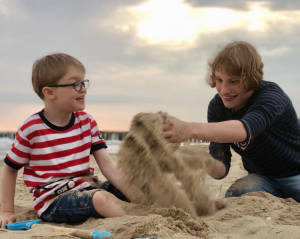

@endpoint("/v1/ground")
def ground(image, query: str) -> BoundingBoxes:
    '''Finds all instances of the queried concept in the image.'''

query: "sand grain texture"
[118,112,222,216]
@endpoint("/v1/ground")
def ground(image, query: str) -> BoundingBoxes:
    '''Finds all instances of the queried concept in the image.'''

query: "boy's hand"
[0,212,20,228]
[163,115,191,143]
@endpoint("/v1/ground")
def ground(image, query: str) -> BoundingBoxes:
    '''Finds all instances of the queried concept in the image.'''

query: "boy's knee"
[92,191,111,207]
[92,190,127,218]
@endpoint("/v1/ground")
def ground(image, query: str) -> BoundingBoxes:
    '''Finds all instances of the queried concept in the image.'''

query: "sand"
[118,113,224,216]
[1,113,300,238]
[1,149,300,238]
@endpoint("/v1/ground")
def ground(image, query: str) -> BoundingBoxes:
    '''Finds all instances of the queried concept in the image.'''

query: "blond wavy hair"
[32,53,85,99]
[207,41,264,91]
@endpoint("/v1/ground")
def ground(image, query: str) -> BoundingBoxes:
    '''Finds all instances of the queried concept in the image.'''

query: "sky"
[1,0,300,132]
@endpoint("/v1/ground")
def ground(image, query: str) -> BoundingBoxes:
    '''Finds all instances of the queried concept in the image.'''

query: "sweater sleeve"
[207,95,232,179]
[240,84,288,141]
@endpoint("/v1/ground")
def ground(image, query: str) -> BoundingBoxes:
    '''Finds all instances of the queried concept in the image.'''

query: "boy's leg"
[277,173,300,202]
[41,186,130,223]
[225,173,284,199]
[92,191,127,217]
[101,181,130,202]
[40,187,104,223]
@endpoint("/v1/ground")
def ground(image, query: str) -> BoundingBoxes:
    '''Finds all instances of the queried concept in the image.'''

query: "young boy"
[0,53,134,228]
[163,41,300,202]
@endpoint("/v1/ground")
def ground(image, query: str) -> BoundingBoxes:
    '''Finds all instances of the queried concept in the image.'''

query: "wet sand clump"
[118,112,225,217]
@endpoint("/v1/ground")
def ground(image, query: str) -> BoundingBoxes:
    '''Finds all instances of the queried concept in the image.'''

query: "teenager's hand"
[0,212,20,228]
[162,115,191,143]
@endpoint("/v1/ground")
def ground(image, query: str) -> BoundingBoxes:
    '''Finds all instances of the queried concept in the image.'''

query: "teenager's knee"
[225,183,259,197]
[225,174,265,198]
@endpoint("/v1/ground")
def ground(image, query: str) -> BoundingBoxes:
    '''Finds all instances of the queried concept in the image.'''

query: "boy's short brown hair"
[207,41,264,91]
[32,53,85,99]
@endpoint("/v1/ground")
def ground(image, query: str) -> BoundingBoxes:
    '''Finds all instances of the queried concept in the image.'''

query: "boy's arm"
[0,164,20,228]
[93,149,147,204]
[93,149,122,188]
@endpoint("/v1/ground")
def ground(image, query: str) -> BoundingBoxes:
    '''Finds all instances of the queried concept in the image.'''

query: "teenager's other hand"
[0,212,20,228]
[163,115,191,143]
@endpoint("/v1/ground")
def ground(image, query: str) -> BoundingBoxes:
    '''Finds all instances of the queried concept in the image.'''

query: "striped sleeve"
[240,85,288,141]
[5,128,31,170]
[84,113,107,152]
[207,96,232,179]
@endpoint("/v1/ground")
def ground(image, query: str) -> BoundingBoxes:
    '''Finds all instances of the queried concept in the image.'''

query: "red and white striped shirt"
[5,110,107,216]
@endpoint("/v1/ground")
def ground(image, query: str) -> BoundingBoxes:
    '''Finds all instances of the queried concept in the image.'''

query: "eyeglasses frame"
[47,79,89,91]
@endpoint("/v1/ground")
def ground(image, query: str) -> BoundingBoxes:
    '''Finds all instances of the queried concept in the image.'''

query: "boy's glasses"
[47,80,89,91]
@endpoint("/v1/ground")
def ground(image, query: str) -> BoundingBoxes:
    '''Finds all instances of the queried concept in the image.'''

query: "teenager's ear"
[42,87,55,100]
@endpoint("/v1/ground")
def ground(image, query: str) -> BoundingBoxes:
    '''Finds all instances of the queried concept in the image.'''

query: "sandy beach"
[1,144,300,239]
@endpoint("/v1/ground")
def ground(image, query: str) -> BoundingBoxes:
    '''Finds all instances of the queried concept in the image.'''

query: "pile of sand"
[118,112,225,216]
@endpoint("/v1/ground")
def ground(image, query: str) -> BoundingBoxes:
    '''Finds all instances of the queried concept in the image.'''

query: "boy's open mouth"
[76,97,84,101]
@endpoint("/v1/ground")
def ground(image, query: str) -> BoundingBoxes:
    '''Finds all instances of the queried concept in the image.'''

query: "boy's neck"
[43,107,73,127]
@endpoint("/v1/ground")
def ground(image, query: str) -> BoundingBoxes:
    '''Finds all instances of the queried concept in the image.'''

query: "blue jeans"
[225,173,300,202]
[40,182,129,223]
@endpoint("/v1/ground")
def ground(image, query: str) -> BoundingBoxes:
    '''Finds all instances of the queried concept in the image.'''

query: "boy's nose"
[80,85,87,93]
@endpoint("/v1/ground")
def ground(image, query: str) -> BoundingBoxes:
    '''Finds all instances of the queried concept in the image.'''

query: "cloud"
[99,0,300,53]
[1,0,300,131]
[185,0,300,11]
[259,46,289,56]
[0,1,8,15]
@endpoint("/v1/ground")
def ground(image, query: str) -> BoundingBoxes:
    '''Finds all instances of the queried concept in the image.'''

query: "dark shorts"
[40,181,129,223]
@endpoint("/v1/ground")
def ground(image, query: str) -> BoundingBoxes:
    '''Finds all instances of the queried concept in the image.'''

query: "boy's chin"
[74,105,85,112]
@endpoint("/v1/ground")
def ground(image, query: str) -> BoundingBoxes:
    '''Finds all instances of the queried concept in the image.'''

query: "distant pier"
[0,131,209,144]
[0,132,16,139]
[101,131,128,141]
[0,131,129,141]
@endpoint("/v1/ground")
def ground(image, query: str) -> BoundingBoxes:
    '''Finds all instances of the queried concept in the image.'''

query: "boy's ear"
[42,87,55,100]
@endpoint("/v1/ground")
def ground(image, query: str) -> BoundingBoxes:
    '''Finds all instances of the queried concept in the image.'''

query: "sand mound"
[117,112,225,217]
[1,149,300,238]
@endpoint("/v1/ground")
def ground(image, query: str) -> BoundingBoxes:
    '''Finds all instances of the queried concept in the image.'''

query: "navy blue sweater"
[208,81,300,179]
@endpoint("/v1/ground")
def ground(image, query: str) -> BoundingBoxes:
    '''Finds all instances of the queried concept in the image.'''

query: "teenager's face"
[54,66,87,112]
[215,70,253,112]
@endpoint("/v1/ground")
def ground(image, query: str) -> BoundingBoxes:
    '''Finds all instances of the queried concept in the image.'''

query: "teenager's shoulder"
[252,80,287,100]
[258,80,283,92]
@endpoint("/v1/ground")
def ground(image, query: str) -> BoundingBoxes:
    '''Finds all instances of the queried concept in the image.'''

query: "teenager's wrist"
[187,122,197,140]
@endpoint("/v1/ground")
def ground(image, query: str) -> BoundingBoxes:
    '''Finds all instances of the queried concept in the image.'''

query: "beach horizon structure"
[0,132,16,140]
[0,131,209,144]
[0,131,129,141]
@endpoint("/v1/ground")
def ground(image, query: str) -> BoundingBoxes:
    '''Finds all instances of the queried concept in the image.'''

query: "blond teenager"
[163,41,300,201]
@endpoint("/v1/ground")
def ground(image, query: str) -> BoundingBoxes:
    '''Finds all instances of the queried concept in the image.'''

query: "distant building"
[0,131,128,141]
[0,131,209,144]
[0,132,16,139]
[101,131,128,141]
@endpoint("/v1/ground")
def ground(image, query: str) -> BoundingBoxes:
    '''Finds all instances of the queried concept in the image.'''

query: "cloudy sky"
[1,0,300,132]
